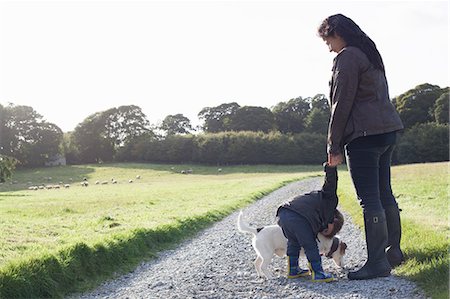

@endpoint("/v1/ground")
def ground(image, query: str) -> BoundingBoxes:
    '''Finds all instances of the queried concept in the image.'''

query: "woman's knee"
[359,200,384,213]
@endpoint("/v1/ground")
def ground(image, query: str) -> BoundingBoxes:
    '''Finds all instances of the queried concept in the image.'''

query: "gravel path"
[73,178,426,299]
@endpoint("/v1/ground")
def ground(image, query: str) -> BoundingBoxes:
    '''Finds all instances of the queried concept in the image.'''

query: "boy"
[277,163,344,282]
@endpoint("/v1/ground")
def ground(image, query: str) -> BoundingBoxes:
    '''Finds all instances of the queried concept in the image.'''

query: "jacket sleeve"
[328,50,360,155]
[321,163,338,196]
[321,164,339,226]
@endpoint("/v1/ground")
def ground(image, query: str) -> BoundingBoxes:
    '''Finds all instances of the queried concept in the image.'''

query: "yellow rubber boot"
[308,261,336,282]
[287,256,310,279]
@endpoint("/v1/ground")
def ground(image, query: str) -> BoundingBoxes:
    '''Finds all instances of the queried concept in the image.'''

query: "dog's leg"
[259,253,274,279]
[254,256,264,278]
[274,249,285,257]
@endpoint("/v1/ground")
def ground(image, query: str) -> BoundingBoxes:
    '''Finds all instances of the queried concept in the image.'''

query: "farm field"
[0,163,322,297]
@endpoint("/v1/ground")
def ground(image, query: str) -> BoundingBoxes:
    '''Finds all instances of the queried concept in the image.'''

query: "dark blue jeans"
[345,142,399,213]
[277,208,321,263]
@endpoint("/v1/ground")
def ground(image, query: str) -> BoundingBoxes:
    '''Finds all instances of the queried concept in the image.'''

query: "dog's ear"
[340,241,347,254]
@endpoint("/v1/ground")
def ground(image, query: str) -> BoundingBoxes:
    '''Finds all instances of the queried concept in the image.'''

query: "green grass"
[1,162,447,298]
[0,163,322,298]
[337,161,449,299]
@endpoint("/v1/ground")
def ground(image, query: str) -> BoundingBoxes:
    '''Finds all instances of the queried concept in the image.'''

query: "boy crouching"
[277,163,344,282]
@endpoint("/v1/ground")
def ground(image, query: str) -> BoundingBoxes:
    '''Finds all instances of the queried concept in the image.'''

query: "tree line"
[0,94,330,166]
[0,83,448,178]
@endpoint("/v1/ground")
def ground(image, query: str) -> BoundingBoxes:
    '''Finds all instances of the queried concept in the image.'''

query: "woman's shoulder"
[334,46,370,67]
[337,46,365,59]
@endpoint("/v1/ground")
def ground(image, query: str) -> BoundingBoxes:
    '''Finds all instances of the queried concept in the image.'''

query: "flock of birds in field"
[19,167,223,191]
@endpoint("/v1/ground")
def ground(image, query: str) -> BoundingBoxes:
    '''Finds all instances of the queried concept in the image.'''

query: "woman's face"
[323,35,346,53]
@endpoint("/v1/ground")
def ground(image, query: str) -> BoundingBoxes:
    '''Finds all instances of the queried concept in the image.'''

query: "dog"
[237,210,347,279]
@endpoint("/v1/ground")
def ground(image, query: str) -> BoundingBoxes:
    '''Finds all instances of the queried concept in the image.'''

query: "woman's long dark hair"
[318,14,385,73]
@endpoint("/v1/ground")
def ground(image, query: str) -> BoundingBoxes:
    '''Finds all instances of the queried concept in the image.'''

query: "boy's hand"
[322,222,335,237]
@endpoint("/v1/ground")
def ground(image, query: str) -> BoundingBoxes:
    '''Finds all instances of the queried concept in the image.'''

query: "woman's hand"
[327,153,343,166]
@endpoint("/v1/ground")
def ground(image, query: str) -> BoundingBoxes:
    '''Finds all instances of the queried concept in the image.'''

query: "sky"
[0,0,448,132]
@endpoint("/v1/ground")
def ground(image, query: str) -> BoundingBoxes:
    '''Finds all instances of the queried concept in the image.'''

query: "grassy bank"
[337,162,449,299]
[0,163,321,298]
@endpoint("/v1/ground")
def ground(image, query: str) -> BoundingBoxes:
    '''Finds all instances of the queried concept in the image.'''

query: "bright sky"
[0,0,448,132]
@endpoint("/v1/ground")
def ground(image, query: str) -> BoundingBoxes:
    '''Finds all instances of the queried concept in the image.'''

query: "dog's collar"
[325,237,339,258]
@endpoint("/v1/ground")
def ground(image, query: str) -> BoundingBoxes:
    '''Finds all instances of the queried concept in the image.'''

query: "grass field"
[337,161,449,299]
[0,162,448,298]
[0,163,322,298]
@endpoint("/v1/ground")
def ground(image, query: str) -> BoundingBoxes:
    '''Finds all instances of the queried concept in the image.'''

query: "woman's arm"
[328,50,360,155]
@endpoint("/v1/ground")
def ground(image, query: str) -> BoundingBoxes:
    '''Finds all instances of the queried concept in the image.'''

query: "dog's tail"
[237,210,258,235]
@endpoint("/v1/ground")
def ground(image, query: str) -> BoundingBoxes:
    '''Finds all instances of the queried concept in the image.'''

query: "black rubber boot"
[348,210,391,280]
[385,205,405,267]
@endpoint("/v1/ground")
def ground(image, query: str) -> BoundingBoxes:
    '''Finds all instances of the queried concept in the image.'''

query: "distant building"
[45,154,67,167]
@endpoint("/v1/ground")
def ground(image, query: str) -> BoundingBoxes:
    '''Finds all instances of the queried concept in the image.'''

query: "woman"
[317,14,405,280]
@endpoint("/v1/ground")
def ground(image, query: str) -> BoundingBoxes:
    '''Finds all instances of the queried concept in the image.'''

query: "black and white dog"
[237,210,347,279]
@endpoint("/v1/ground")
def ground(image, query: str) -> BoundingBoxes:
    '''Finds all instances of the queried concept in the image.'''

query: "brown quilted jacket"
[328,46,404,155]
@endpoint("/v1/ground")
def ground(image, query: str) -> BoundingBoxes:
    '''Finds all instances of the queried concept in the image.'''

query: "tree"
[0,104,63,166]
[229,106,276,133]
[0,155,17,183]
[0,103,5,154]
[432,90,449,124]
[310,94,329,111]
[393,83,446,129]
[198,102,240,132]
[71,105,152,163]
[304,94,330,134]
[63,131,81,164]
[160,114,194,135]
[103,105,151,147]
[27,122,63,167]
[71,112,114,163]
[272,97,311,134]
[305,108,329,134]
[1,104,42,156]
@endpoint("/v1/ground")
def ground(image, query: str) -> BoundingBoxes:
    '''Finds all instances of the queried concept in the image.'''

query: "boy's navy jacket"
[277,164,338,234]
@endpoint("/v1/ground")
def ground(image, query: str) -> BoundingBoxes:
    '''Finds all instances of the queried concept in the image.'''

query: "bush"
[160,135,195,163]
[292,133,327,164]
[192,133,228,164]
[116,126,448,166]
[394,123,449,164]
[225,131,267,164]
[141,131,328,165]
